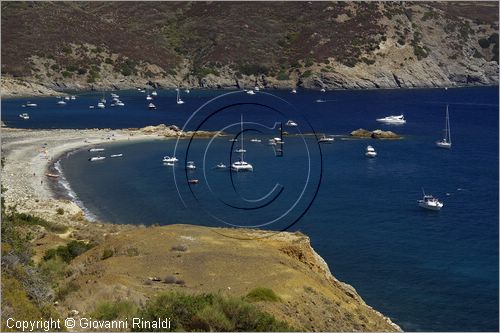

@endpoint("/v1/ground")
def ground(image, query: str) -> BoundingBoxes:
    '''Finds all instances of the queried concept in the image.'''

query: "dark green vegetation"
[1,1,498,80]
[96,290,293,331]
[42,240,94,263]
[245,287,281,302]
[1,199,63,331]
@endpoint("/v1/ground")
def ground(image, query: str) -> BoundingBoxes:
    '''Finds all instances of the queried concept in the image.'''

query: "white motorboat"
[146,94,153,101]
[215,163,227,169]
[273,137,284,144]
[365,145,377,157]
[185,89,190,93]
[139,89,146,93]
[316,99,326,103]
[376,114,406,124]
[246,90,256,95]
[148,103,156,110]
[64,96,70,101]
[111,93,119,99]
[151,91,157,96]
[89,148,105,152]
[418,189,443,211]
[231,115,253,172]
[97,102,105,109]
[89,106,95,109]
[186,161,196,170]
[176,89,184,104]
[162,156,178,163]
[70,95,76,100]
[89,156,106,162]
[165,162,175,166]
[436,105,452,149]
[318,135,334,143]
[110,154,123,158]
[285,120,298,127]
[19,113,30,120]
[320,88,326,92]
[250,138,261,143]
[254,86,260,91]
[115,101,125,106]
[229,138,238,142]
[234,148,246,153]
[26,102,37,107]
[57,100,66,105]
[291,89,297,94]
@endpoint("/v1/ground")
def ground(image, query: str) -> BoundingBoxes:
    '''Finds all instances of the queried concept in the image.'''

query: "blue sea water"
[2,87,498,331]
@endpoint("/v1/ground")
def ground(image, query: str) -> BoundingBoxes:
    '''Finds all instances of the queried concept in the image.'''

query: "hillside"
[1,1,498,95]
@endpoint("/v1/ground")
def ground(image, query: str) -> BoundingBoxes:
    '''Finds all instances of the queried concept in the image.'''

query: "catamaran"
[231,115,253,172]
[436,105,451,149]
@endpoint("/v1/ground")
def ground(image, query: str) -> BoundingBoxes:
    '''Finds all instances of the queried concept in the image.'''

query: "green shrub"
[135,291,294,332]
[92,301,138,320]
[126,247,139,256]
[361,57,376,65]
[301,70,312,78]
[77,68,87,75]
[62,46,72,54]
[478,38,491,49]
[276,70,289,80]
[56,280,79,300]
[245,287,281,302]
[237,63,269,76]
[9,212,67,233]
[50,64,59,71]
[56,208,64,215]
[43,240,94,263]
[105,57,113,65]
[101,248,114,260]
[62,71,72,78]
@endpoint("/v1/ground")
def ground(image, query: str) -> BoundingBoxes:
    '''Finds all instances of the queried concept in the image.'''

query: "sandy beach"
[0,125,203,226]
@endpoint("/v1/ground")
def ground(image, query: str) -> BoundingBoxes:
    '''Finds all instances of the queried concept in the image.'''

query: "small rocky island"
[350,128,402,139]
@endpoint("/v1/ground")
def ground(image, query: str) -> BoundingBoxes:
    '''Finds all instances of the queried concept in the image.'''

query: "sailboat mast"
[446,105,451,144]
[240,114,244,161]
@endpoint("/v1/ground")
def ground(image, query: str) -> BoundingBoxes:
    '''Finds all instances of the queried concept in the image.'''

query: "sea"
[2,87,498,331]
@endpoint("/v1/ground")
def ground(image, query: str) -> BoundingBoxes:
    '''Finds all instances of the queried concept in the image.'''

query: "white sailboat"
[436,105,451,149]
[176,88,184,104]
[418,188,443,211]
[231,115,253,172]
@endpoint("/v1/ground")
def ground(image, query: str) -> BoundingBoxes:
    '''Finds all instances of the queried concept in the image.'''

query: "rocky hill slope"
[1,1,498,95]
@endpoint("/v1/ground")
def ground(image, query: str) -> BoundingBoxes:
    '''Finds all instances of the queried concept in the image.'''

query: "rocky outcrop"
[350,128,401,139]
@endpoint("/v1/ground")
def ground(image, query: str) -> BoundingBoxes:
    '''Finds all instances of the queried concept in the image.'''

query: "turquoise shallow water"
[3,87,498,331]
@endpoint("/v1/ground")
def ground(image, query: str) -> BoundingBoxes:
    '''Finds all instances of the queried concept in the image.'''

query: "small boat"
[291,89,297,94]
[318,135,334,143]
[436,105,452,149]
[97,102,105,109]
[139,89,146,93]
[376,114,406,124]
[110,93,119,98]
[254,86,260,91]
[231,115,253,172]
[246,90,256,95]
[64,96,70,101]
[185,89,190,93]
[165,162,175,166]
[320,88,326,92]
[19,113,30,120]
[148,103,156,110]
[268,139,277,146]
[151,91,158,96]
[26,102,37,107]
[57,100,66,105]
[70,95,76,100]
[229,138,238,142]
[234,148,246,153]
[186,161,196,170]
[215,163,227,169]
[285,120,298,127]
[89,148,105,152]
[89,106,95,109]
[115,101,125,106]
[110,154,123,158]
[250,138,261,143]
[89,156,106,162]
[45,173,60,179]
[146,94,153,101]
[188,179,199,184]
[418,189,443,211]
[176,89,184,104]
[365,145,377,158]
[162,156,178,163]
[273,137,284,144]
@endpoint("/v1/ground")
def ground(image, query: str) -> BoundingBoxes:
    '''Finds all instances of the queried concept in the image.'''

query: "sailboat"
[176,88,184,104]
[436,105,451,149]
[231,115,253,172]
